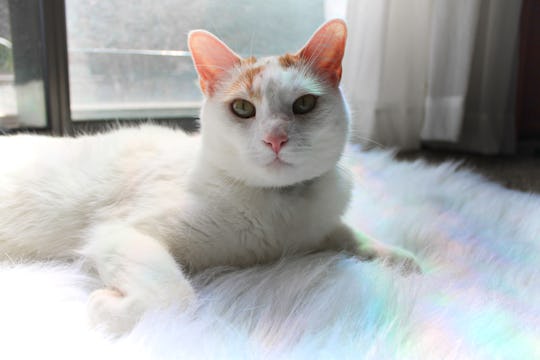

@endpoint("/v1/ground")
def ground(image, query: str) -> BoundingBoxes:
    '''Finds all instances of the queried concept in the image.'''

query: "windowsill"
[71,101,201,121]
[0,114,19,129]
[1,101,201,131]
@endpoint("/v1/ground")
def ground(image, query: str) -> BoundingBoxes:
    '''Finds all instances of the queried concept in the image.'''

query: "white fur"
[1,150,538,359]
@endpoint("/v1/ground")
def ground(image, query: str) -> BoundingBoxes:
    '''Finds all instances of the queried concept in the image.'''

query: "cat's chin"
[236,164,328,188]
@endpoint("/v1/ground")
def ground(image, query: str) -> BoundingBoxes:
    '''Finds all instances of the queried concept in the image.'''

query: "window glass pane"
[0,0,47,130]
[66,0,342,121]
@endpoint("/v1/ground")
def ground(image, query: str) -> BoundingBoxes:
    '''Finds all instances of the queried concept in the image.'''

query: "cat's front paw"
[378,247,423,275]
[88,285,197,335]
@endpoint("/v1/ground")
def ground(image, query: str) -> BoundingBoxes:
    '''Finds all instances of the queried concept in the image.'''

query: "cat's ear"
[297,19,347,87]
[188,30,241,96]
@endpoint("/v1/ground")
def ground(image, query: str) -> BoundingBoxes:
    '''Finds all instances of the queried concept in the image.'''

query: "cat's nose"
[263,132,289,154]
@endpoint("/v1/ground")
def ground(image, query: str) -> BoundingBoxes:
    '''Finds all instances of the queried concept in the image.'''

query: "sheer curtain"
[342,0,522,153]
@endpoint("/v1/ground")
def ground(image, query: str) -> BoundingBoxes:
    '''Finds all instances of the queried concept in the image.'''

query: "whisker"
[347,129,387,149]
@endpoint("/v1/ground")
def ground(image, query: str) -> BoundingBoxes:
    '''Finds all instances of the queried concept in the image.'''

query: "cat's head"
[189,19,348,187]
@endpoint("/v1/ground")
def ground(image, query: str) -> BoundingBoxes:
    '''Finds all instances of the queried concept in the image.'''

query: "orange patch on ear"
[278,53,300,68]
[188,30,241,96]
[297,19,347,87]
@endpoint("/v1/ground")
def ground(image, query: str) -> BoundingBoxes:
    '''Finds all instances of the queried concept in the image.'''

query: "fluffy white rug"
[1,148,539,359]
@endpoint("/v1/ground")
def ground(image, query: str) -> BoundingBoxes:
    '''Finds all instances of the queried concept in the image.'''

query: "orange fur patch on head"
[241,56,257,66]
[226,65,264,99]
[278,53,300,68]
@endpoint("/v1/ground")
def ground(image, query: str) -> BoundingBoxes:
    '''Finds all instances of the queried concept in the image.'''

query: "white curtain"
[342,0,522,153]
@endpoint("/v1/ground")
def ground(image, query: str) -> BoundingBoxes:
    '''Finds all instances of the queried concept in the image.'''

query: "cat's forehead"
[223,55,326,101]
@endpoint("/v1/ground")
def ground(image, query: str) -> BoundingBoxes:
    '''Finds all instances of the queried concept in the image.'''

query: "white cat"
[0,19,419,334]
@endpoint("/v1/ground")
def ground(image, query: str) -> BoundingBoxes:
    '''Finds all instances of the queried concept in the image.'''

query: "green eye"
[292,94,317,115]
[231,99,256,119]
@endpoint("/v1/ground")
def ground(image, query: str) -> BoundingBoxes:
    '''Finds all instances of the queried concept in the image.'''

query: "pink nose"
[263,133,288,154]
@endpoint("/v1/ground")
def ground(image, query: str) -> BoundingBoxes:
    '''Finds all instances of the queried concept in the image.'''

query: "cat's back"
[0,125,199,192]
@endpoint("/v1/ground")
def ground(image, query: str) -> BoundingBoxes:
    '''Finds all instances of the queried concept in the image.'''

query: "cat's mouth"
[267,158,292,168]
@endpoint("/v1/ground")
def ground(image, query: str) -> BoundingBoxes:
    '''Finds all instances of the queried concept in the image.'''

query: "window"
[65,0,335,121]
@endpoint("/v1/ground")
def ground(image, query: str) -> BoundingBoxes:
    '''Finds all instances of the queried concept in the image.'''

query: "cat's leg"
[81,221,195,334]
[323,223,422,274]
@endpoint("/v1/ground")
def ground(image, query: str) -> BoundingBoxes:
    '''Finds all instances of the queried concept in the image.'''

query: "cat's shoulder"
[316,162,353,192]
[298,163,353,213]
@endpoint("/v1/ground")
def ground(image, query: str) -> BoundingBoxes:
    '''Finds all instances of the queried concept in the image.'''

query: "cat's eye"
[231,99,256,119]
[292,94,317,115]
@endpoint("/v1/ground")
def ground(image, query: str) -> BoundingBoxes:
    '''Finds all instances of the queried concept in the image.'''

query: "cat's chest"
[172,170,351,271]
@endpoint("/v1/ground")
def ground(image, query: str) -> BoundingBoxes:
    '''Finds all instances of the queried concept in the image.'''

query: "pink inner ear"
[298,19,347,87]
[188,31,241,95]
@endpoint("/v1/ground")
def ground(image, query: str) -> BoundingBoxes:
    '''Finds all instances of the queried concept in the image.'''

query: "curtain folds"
[342,0,522,153]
